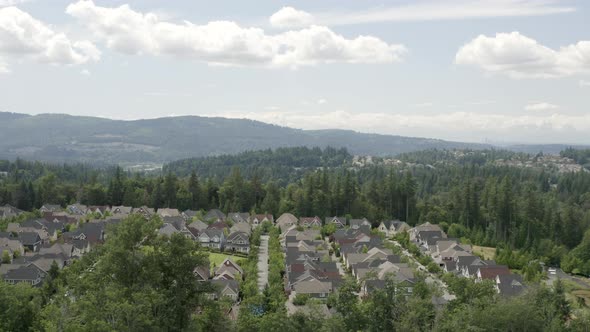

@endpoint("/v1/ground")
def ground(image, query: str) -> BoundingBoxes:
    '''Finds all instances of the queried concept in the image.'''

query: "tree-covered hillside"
[164,146,351,184]
[0,112,489,164]
[2,147,590,276]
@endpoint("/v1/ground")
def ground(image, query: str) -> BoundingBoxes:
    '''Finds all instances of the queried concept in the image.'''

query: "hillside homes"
[409,222,525,297]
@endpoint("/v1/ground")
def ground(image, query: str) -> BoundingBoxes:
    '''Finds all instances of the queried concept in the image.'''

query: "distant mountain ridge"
[0,112,583,164]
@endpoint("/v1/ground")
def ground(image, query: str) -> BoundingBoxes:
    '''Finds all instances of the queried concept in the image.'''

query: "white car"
[548,267,557,275]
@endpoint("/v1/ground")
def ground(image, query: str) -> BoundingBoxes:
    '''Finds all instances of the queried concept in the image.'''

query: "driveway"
[546,267,590,289]
[257,235,270,292]
[387,239,456,301]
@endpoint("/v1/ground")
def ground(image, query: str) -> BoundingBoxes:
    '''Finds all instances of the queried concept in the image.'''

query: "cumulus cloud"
[456,31,590,78]
[208,110,590,143]
[0,6,99,71]
[66,0,406,68]
[270,7,314,29]
[524,102,559,112]
[315,0,574,26]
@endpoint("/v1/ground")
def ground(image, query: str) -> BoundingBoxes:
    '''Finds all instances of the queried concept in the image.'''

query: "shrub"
[293,293,310,306]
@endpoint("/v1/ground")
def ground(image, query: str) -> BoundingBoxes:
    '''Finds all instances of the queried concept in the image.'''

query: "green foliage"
[0,281,42,332]
[293,293,310,306]
[1,250,10,263]
[37,215,214,331]
[165,146,351,184]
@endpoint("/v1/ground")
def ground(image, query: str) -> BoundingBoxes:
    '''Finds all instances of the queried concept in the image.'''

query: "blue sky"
[1,0,589,144]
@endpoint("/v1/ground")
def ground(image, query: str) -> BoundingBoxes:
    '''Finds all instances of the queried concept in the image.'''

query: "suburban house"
[349,218,371,230]
[293,279,332,299]
[277,213,298,233]
[208,221,230,232]
[210,279,240,302]
[0,204,24,219]
[19,219,65,242]
[87,206,109,217]
[182,210,198,221]
[378,220,410,237]
[157,208,180,218]
[188,220,208,233]
[66,204,88,215]
[40,205,62,213]
[194,264,211,281]
[199,229,225,250]
[0,237,24,261]
[158,223,180,237]
[230,222,251,236]
[299,216,322,228]
[227,212,250,224]
[2,263,46,286]
[325,216,347,228]
[225,231,250,254]
[14,232,42,252]
[409,222,443,241]
[205,209,226,222]
[110,206,133,216]
[133,206,155,218]
[214,258,243,280]
[63,222,106,246]
[495,274,525,297]
[251,214,274,228]
[477,265,511,281]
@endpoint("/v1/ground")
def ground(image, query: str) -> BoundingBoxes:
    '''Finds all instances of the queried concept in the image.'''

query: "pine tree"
[188,171,201,210]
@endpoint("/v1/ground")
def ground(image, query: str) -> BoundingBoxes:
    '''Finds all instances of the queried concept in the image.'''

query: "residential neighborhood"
[1,203,531,301]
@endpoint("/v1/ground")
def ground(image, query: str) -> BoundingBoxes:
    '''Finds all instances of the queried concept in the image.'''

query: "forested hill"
[163,146,352,183]
[0,112,488,164]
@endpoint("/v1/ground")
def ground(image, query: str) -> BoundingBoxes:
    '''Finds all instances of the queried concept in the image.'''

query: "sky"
[0,0,589,144]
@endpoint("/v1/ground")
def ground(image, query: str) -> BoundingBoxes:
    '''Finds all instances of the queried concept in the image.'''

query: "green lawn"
[472,245,496,260]
[208,252,246,269]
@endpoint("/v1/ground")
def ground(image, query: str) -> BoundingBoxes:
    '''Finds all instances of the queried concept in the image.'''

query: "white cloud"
[0,0,32,7]
[270,7,314,29]
[524,102,559,112]
[66,1,406,68]
[207,110,590,143]
[317,98,327,105]
[315,0,574,26]
[80,68,90,75]
[0,6,99,71]
[456,31,590,78]
[580,80,590,87]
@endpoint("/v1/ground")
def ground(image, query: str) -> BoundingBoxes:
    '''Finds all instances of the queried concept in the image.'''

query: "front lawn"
[208,252,246,269]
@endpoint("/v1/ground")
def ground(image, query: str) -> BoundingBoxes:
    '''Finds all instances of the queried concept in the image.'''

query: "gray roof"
[325,216,346,225]
[188,220,208,232]
[205,209,226,221]
[497,274,525,297]
[211,279,239,294]
[227,231,249,242]
[159,223,180,237]
[203,229,223,238]
[182,210,198,218]
[227,212,250,223]
[162,216,185,230]
[21,219,65,234]
[3,264,46,282]
[18,232,42,246]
